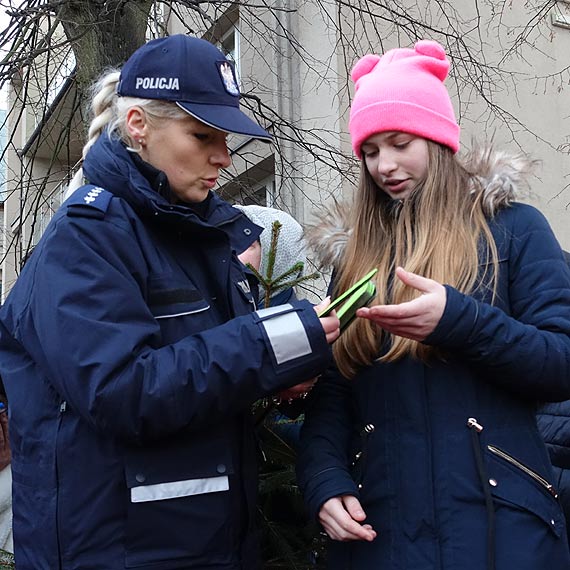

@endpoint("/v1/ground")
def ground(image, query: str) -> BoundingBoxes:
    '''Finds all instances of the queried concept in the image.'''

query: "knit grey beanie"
[233,205,307,297]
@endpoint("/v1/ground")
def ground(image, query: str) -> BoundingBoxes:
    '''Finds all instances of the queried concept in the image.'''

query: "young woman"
[297,39,570,569]
[0,35,339,569]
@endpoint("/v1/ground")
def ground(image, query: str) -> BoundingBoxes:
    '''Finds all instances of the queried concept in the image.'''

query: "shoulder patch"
[66,185,113,219]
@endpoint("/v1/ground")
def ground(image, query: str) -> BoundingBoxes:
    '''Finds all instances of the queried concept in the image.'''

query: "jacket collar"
[82,132,262,251]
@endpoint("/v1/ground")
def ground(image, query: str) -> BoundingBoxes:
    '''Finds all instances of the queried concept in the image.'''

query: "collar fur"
[305,143,537,269]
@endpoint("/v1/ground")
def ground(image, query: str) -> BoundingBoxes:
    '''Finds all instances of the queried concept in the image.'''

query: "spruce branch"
[247,220,319,308]
[265,220,281,281]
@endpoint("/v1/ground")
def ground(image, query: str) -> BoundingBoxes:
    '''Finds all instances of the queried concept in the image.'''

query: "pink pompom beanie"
[349,40,460,158]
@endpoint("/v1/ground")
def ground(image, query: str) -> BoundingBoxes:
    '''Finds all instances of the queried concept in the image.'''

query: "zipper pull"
[360,423,375,436]
[259,445,267,463]
[351,451,362,466]
[60,401,67,413]
[467,417,483,432]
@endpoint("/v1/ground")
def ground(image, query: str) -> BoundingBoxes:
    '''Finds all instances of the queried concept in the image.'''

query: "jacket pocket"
[486,444,564,538]
[123,433,236,568]
[148,279,209,320]
[148,278,213,342]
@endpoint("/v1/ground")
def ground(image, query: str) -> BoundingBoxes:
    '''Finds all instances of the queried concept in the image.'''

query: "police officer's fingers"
[0,410,10,470]
[314,296,332,314]
[0,411,7,448]
[320,314,341,344]
[277,378,317,401]
[298,377,318,390]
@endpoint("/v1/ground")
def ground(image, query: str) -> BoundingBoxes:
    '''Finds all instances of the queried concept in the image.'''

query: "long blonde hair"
[66,69,188,197]
[333,141,499,378]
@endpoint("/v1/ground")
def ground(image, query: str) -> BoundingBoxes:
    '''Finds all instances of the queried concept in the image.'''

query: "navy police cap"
[117,34,271,141]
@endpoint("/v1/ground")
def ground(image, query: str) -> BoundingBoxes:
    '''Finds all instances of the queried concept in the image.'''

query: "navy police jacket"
[0,134,332,569]
[297,149,570,569]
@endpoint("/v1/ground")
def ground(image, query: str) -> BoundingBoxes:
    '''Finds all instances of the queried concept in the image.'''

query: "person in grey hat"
[0,34,339,570]
[233,204,309,307]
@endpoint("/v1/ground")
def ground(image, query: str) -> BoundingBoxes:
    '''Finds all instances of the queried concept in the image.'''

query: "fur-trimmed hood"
[305,144,537,269]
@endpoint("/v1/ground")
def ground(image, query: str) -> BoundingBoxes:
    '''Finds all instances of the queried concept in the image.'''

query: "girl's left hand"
[356,267,446,341]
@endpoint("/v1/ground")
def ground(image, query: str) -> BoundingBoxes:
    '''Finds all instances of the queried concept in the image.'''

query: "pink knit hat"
[349,40,460,158]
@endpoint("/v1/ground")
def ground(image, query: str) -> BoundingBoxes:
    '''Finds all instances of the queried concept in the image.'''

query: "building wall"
[2,67,79,296]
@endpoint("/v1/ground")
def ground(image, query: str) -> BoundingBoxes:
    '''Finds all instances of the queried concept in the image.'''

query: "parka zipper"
[487,444,558,498]
[306,424,376,488]
[350,423,375,489]
[56,401,67,569]
[467,418,495,570]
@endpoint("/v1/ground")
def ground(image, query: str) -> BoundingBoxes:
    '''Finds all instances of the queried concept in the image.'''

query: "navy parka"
[297,176,570,568]
[536,251,570,543]
[0,134,332,569]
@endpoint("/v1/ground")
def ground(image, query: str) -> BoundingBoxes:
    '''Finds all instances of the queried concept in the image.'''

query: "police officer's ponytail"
[65,69,121,198]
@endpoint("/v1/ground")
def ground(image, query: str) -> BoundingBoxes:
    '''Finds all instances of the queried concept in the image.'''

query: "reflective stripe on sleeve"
[130,475,229,503]
[257,305,312,364]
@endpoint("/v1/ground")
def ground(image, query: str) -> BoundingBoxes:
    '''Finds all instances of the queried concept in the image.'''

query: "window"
[205,4,240,80]
[46,48,76,107]
[147,2,167,39]
[218,25,240,81]
[32,179,68,246]
[220,173,275,207]
[552,1,570,29]
[250,175,275,207]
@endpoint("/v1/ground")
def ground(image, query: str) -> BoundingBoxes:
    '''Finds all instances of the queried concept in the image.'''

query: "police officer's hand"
[314,298,340,344]
[319,495,377,542]
[0,403,10,471]
[276,378,316,403]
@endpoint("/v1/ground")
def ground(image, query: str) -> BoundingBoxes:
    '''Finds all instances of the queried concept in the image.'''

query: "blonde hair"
[333,141,499,378]
[66,69,189,197]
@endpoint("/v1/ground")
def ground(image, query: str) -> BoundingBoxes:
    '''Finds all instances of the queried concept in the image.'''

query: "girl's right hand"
[356,267,446,340]
[319,495,377,542]
[314,298,340,344]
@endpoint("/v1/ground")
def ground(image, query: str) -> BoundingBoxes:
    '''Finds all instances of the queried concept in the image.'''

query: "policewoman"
[0,35,339,570]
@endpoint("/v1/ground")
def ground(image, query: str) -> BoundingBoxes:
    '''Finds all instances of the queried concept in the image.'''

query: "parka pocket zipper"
[467,418,495,570]
[487,445,558,498]
[351,423,375,488]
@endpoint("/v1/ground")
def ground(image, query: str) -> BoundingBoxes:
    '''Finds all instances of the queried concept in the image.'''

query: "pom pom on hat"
[349,40,460,157]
